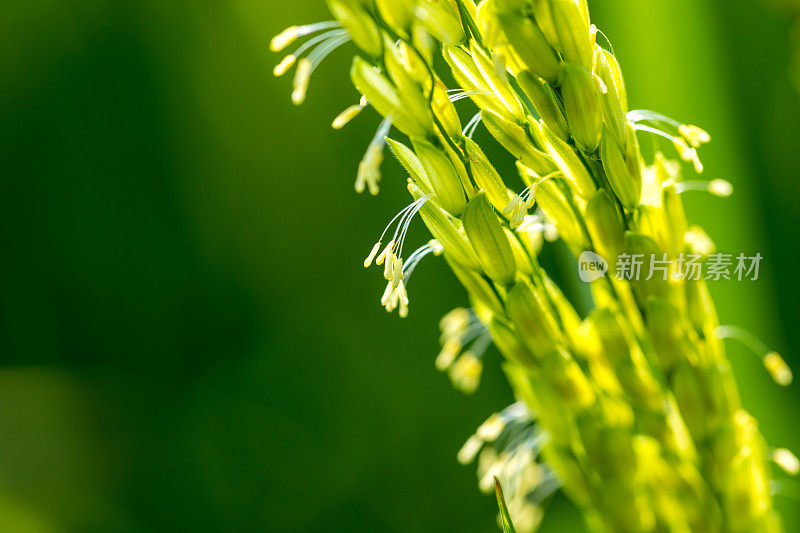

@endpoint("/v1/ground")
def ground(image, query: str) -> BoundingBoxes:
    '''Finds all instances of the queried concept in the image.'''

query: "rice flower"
[272,1,791,530]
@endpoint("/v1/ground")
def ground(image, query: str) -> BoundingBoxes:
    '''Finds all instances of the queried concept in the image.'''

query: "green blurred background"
[1,0,799,531]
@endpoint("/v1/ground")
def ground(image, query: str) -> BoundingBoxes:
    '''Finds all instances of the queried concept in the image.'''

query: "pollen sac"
[517,71,569,141]
[763,352,793,386]
[492,6,561,85]
[332,104,363,130]
[412,139,468,217]
[448,352,483,394]
[685,225,715,257]
[772,448,800,475]
[679,124,711,148]
[601,129,641,209]
[561,63,603,153]
[463,192,517,286]
[327,0,382,57]
[550,0,594,69]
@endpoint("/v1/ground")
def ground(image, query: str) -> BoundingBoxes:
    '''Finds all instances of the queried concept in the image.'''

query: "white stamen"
[458,435,484,465]
[685,227,715,256]
[376,241,394,266]
[383,251,394,280]
[392,196,430,260]
[292,29,348,60]
[402,240,443,282]
[504,171,559,229]
[516,216,554,235]
[772,448,800,476]
[502,196,522,217]
[632,124,705,173]
[364,242,381,268]
[355,117,392,195]
[307,34,351,72]
[440,308,478,340]
[397,281,409,318]
[517,210,558,240]
[291,59,312,105]
[270,21,342,52]
[463,112,483,138]
[594,74,608,94]
[290,32,351,106]
[332,104,365,130]
[391,256,404,287]
[629,112,711,159]
[271,26,300,53]
[368,197,432,317]
[708,179,733,197]
[273,55,297,77]
[477,413,506,441]
[632,123,682,143]
[679,124,712,148]
[448,90,496,103]
[674,179,733,198]
[628,109,683,129]
[715,326,793,386]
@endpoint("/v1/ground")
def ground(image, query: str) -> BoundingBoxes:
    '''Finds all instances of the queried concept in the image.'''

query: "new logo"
[578,251,608,282]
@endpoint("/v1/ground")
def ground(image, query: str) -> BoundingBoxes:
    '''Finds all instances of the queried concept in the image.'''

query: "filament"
[463,112,483,138]
[715,325,792,385]
[674,179,733,198]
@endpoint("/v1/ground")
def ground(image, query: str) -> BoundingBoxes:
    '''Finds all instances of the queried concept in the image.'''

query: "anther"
[715,326,793,386]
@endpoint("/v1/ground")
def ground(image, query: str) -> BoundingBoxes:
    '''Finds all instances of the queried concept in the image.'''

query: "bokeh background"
[1,0,799,531]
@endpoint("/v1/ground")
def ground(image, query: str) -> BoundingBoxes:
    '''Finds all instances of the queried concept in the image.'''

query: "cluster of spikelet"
[271,1,796,531]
